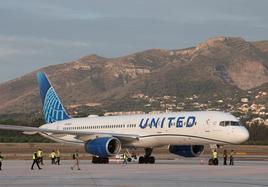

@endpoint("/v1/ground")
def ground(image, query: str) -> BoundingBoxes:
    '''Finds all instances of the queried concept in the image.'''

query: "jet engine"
[169,145,204,157]
[84,137,121,158]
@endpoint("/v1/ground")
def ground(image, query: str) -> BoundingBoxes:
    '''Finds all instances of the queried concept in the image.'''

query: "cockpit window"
[231,121,240,126]
[219,121,242,127]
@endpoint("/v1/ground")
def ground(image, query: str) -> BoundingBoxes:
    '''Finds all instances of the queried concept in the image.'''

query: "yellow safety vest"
[213,151,218,159]
[56,151,60,157]
[37,150,43,157]
[33,152,37,160]
[50,152,56,158]
[0,155,3,161]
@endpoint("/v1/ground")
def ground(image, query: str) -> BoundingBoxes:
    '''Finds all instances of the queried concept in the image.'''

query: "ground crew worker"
[223,149,227,165]
[31,151,42,170]
[37,148,44,165]
[212,149,218,165]
[0,152,4,170]
[123,152,128,164]
[71,150,80,170]
[56,149,60,165]
[229,150,234,165]
[50,150,56,165]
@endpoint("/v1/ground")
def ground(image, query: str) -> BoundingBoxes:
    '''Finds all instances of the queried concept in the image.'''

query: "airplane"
[0,72,249,164]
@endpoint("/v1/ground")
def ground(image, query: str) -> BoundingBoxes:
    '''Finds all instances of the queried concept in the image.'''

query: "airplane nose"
[240,127,250,142]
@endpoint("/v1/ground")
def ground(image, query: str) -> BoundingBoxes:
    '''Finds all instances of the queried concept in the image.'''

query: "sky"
[0,0,268,83]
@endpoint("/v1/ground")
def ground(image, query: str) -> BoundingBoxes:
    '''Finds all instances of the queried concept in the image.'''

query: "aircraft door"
[204,117,219,133]
[204,118,212,132]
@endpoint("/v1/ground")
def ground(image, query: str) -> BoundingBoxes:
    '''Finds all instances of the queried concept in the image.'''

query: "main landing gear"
[92,156,109,164]
[138,148,155,164]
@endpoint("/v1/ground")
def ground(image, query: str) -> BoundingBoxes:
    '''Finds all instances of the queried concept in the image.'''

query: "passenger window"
[231,121,240,126]
[219,121,225,126]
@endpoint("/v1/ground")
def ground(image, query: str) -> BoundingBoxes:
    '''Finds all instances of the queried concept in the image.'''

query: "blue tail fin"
[37,72,71,123]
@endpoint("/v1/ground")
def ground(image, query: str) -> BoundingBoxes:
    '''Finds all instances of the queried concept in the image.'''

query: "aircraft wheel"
[103,157,109,164]
[208,158,213,165]
[144,157,149,164]
[138,156,145,164]
[99,157,109,164]
[92,156,98,164]
[148,156,155,164]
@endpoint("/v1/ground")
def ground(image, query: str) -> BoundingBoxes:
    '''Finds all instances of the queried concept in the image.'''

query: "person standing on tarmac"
[37,149,44,165]
[56,149,60,165]
[223,149,227,165]
[31,151,42,170]
[212,149,218,165]
[229,150,235,165]
[0,152,4,170]
[50,150,56,165]
[123,152,128,164]
[71,150,80,170]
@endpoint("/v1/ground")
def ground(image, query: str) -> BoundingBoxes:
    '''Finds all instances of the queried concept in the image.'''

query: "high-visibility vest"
[50,152,56,158]
[213,151,218,159]
[0,155,3,161]
[33,152,37,160]
[37,150,43,157]
[56,150,60,157]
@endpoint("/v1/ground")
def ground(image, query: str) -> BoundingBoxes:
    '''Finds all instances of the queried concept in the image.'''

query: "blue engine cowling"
[84,137,121,158]
[169,145,204,157]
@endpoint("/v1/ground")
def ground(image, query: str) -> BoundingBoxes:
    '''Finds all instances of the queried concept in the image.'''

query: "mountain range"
[0,36,268,115]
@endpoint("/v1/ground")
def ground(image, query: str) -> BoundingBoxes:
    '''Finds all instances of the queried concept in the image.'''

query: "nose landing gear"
[138,148,155,164]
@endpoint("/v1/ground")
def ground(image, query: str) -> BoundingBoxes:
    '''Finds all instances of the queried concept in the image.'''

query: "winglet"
[37,72,71,123]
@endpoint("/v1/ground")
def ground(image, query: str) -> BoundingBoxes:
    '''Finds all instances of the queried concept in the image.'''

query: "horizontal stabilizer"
[22,131,38,135]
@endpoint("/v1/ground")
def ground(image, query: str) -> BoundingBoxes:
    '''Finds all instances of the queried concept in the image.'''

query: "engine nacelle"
[84,137,121,158]
[169,145,204,157]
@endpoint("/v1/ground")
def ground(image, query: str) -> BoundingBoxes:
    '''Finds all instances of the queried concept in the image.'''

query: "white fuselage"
[40,111,249,147]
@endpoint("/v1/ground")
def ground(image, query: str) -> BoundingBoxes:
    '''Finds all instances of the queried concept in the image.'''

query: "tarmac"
[0,159,267,187]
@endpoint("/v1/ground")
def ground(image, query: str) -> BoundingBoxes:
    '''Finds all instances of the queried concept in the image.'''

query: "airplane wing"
[0,124,139,142]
